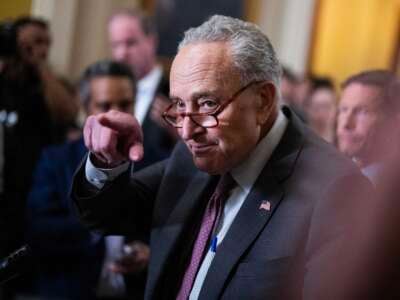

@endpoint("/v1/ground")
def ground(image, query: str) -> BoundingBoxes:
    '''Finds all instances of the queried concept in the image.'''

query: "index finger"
[98,110,140,135]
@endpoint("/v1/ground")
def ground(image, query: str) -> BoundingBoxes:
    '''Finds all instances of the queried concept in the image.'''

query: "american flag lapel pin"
[259,200,271,211]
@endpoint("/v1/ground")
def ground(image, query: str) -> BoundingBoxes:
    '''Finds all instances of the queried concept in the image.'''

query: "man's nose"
[115,46,129,61]
[342,112,356,130]
[180,116,202,140]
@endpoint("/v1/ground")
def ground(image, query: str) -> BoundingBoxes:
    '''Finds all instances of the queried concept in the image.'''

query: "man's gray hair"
[178,15,282,87]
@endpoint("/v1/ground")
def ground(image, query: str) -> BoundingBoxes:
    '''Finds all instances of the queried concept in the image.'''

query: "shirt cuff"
[85,153,131,189]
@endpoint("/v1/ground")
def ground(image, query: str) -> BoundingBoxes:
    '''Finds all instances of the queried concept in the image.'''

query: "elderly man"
[73,16,371,299]
[336,70,396,183]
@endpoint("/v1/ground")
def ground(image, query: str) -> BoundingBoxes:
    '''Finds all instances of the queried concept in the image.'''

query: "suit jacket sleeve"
[26,146,98,257]
[71,158,166,237]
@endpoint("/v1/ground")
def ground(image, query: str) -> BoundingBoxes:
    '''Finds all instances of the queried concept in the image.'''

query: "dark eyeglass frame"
[162,80,264,128]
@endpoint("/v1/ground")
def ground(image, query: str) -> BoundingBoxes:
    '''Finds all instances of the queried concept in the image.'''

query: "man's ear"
[256,82,277,125]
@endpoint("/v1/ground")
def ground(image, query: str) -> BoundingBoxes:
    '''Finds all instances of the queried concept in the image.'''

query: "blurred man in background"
[280,66,298,105]
[15,16,79,136]
[323,79,400,299]
[16,16,51,65]
[336,70,396,183]
[108,8,176,169]
[0,16,57,260]
[26,60,149,300]
[305,78,337,143]
[279,66,309,122]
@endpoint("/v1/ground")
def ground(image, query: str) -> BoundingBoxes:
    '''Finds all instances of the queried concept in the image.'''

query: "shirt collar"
[231,110,288,194]
[361,162,383,185]
[137,65,162,93]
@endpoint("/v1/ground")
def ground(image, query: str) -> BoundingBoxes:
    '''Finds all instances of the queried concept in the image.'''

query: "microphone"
[0,245,32,285]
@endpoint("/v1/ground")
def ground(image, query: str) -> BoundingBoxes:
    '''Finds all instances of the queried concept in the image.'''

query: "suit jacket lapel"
[198,164,284,299]
[147,170,214,298]
[199,109,305,299]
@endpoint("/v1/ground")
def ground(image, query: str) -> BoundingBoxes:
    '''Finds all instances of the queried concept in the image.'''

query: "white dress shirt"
[84,110,288,298]
[135,65,163,125]
[360,162,383,186]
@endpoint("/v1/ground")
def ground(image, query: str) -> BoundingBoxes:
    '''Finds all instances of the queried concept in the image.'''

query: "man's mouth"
[188,143,216,155]
[339,134,362,144]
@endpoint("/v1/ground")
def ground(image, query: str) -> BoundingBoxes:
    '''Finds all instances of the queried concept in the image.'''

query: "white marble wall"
[257,0,316,75]
[31,0,139,79]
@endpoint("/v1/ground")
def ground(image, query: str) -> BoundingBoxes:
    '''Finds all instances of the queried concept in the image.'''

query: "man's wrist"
[90,153,127,169]
[85,153,131,189]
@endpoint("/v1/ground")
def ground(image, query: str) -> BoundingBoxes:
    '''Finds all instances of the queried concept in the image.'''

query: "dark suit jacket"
[26,138,104,299]
[137,73,176,170]
[72,107,372,299]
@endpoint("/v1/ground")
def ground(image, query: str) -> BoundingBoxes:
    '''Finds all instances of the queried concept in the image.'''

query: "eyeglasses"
[162,80,263,128]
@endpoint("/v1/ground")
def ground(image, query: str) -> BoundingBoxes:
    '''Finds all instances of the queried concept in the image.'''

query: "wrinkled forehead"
[170,42,240,96]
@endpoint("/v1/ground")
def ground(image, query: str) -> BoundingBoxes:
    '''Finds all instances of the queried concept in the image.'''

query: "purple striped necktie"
[176,173,236,300]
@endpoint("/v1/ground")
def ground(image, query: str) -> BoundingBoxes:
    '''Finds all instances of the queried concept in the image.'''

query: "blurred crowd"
[0,6,399,300]
[0,9,176,300]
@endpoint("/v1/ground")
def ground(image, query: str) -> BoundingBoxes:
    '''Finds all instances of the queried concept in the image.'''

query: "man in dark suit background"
[108,8,177,169]
[73,16,372,299]
[336,70,396,184]
[27,60,149,300]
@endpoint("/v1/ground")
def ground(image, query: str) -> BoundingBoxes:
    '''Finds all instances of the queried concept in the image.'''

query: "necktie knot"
[215,173,236,199]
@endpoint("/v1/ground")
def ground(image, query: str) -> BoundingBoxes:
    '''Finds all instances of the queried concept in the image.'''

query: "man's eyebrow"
[169,96,181,102]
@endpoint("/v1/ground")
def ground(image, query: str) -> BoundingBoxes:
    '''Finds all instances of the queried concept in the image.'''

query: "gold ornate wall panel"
[0,0,32,20]
[311,0,400,85]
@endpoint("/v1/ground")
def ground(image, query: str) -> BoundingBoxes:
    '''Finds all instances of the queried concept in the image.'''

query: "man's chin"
[339,142,361,157]
[342,148,361,159]
[192,157,221,175]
